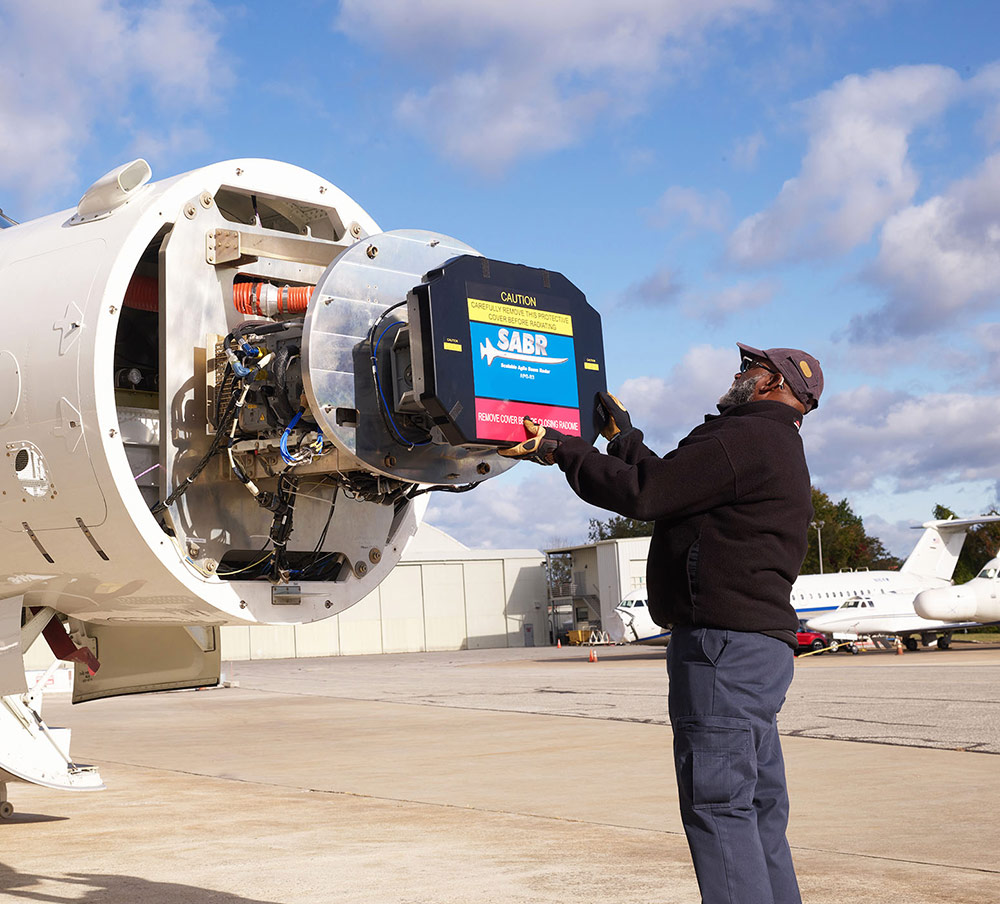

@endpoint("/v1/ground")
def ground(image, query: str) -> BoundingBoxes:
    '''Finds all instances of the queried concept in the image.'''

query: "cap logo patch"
[799,360,813,378]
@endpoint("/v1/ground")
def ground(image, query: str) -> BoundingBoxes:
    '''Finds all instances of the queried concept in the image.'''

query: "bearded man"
[502,343,823,904]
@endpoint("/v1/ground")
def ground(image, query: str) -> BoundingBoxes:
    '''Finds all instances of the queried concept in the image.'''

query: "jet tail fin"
[900,516,1000,581]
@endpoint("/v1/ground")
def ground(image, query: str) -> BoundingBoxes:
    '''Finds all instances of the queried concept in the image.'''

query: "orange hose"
[233,280,314,316]
[123,274,159,311]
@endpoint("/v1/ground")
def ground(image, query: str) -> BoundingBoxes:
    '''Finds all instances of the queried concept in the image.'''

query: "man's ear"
[760,372,807,413]
[756,371,785,397]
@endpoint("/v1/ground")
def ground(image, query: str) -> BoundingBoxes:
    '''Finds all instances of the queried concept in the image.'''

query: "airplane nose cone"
[805,612,860,635]
[805,614,833,632]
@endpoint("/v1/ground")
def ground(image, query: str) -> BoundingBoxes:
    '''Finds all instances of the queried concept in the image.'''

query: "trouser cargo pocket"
[673,715,754,809]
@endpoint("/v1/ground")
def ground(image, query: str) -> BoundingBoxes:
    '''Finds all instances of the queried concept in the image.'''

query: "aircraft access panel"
[409,255,607,447]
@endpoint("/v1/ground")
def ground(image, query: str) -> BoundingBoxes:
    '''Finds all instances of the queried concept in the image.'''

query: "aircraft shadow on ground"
[0,812,67,824]
[0,864,281,904]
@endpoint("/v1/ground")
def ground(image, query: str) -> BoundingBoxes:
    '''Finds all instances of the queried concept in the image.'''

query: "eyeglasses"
[740,356,777,375]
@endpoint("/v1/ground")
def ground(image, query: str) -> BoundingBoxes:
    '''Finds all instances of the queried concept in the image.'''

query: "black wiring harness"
[152,310,489,583]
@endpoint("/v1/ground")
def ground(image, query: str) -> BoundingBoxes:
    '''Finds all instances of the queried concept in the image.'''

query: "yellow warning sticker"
[467,298,573,337]
[443,341,463,352]
[584,360,600,371]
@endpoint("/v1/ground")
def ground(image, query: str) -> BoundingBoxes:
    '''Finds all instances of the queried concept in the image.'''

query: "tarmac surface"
[3,639,1000,903]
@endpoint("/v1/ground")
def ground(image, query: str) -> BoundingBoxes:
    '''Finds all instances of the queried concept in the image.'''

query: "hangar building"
[546,537,652,640]
[24,523,548,668]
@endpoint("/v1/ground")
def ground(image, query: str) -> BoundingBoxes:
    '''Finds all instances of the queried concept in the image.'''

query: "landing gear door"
[70,622,220,704]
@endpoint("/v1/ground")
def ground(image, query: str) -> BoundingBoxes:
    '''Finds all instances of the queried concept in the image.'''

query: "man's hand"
[498,417,566,465]
[596,392,631,440]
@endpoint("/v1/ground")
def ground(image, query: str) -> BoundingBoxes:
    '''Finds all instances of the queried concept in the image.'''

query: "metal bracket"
[271,585,302,606]
[207,227,344,268]
[206,228,240,264]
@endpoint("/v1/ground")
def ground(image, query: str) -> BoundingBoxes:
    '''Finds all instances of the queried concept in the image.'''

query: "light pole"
[810,520,825,574]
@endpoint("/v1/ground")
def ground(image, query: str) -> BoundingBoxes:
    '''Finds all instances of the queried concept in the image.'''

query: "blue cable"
[373,321,430,448]
[280,410,303,464]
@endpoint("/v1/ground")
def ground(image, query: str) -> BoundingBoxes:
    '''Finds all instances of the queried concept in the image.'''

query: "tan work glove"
[596,392,631,440]
[497,417,566,465]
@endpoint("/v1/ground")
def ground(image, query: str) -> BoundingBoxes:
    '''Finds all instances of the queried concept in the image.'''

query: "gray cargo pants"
[667,625,800,904]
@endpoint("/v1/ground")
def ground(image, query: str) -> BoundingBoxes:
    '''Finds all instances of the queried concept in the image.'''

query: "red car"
[796,630,828,654]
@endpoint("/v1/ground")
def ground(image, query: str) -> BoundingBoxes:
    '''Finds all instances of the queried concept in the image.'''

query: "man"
[501,344,823,904]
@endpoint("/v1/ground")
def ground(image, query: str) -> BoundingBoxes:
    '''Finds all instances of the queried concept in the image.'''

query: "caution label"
[467,298,573,337]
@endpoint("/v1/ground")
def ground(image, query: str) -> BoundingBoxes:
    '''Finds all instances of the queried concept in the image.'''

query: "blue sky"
[2,0,999,556]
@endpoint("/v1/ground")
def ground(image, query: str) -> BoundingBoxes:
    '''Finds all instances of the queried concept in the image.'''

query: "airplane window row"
[790,588,886,602]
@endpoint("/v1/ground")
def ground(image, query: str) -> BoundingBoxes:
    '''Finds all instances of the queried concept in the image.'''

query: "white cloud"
[624,267,684,307]
[850,152,1000,339]
[127,126,212,163]
[686,278,778,322]
[804,386,1000,495]
[424,467,609,550]
[617,344,737,450]
[974,324,1000,388]
[970,61,1000,145]
[730,131,766,170]
[622,271,777,322]
[648,186,729,233]
[336,0,773,172]
[395,72,607,175]
[728,65,962,265]
[860,514,927,561]
[825,330,975,387]
[0,0,228,209]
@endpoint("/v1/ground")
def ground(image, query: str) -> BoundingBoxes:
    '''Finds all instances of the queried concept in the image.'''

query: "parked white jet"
[612,587,667,644]
[612,517,1000,649]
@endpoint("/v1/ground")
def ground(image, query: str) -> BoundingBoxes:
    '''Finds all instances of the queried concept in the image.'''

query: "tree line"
[586,490,1000,583]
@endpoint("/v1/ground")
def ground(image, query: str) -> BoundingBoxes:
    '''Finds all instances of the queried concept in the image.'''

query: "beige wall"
[22,554,546,668]
[221,554,546,660]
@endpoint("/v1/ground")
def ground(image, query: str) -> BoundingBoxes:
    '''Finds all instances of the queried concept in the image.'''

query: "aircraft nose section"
[805,613,835,632]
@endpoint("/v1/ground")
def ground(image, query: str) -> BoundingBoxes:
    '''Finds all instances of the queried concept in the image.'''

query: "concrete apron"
[1,686,997,904]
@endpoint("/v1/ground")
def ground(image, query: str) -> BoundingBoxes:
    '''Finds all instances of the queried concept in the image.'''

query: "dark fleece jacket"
[554,400,812,649]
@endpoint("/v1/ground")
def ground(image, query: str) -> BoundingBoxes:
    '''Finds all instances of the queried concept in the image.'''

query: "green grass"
[953,631,1000,643]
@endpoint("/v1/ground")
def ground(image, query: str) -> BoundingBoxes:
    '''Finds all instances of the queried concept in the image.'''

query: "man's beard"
[718,373,762,409]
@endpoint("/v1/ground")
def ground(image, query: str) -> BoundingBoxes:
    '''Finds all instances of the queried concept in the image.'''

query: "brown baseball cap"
[737,343,824,412]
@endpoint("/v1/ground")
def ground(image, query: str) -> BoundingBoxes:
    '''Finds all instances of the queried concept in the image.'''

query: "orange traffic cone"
[896,642,904,655]
[589,648,597,663]
[557,639,562,649]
